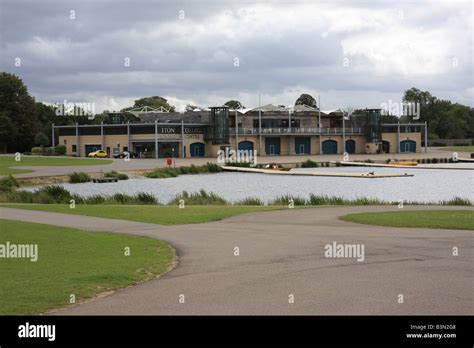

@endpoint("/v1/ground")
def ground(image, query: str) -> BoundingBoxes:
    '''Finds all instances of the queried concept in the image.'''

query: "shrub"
[31,147,43,154]
[84,194,106,204]
[135,192,158,205]
[34,132,49,147]
[301,160,319,168]
[270,195,306,206]
[104,171,129,180]
[34,185,72,203]
[224,162,251,168]
[169,190,227,205]
[69,172,91,183]
[443,197,472,206]
[56,144,67,155]
[234,197,264,206]
[145,163,221,179]
[0,175,19,192]
[206,162,222,173]
[144,168,180,178]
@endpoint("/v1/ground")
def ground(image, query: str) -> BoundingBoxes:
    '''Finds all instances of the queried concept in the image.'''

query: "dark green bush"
[234,197,264,206]
[69,172,91,183]
[169,190,227,205]
[0,175,19,192]
[56,144,67,155]
[104,171,129,180]
[301,160,319,168]
[135,192,158,204]
[31,147,43,154]
[270,195,306,206]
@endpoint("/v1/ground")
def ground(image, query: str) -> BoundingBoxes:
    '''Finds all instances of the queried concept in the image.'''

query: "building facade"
[54,105,426,158]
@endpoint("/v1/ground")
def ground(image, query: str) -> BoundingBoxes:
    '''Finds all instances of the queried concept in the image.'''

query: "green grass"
[144,163,222,178]
[0,219,174,315]
[341,210,474,230]
[0,155,113,175]
[438,146,474,152]
[0,204,281,225]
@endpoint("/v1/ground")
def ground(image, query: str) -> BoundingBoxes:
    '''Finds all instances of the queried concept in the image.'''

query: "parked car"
[114,151,138,159]
[88,150,108,158]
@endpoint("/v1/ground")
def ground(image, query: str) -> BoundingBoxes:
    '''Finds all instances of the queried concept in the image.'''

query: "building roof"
[285,104,318,112]
[138,111,210,124]
[250,104,286,112]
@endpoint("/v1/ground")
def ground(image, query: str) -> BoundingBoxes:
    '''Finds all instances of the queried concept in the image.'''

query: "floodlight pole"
[318,95,322,155]
[258,93,262,156]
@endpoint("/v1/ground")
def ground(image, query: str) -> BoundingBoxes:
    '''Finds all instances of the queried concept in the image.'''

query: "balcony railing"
[229,127,364,135]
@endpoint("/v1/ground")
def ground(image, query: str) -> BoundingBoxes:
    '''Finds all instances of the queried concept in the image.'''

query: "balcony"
[229,127,364,135]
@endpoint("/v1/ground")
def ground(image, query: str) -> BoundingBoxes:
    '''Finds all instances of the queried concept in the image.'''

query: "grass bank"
[0,155,113,175]
[144,162,222,178]
[0,204,281,225]
[341,210,474,230]
[0,219,174,314]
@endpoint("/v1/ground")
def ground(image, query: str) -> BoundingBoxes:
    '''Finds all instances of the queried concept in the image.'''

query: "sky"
[0,0,473,113]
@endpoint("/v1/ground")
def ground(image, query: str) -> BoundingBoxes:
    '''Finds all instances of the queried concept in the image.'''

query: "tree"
[185,104,200,112]
[34,132,49,147]
[224,100,245,109]
[0,73,40,152]
[295,94,317,108]
[122,96,175,112]
[0,111,16,153]
[402,87,474,139]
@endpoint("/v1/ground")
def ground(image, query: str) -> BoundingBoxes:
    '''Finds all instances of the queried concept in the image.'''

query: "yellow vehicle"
[387,161,417,166]
[88,150,108,158]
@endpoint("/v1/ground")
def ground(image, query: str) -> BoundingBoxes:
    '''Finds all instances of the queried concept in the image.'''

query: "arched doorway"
[295,137,310,154]
[238,141,254,152]
[265,138,281,155]
[345,139,356,154]
[400,140,416,153]
[190,142,205,157]
[322,140,337,154]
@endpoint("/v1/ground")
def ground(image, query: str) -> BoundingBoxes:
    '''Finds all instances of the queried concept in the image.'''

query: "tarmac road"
[1,205,472,315]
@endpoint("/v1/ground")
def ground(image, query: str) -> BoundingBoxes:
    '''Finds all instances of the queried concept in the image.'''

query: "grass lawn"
[0,219,174,315]
[341,210,474,230]
[0,155,113,175]
[0,204,282,225]
[438,146,474,152]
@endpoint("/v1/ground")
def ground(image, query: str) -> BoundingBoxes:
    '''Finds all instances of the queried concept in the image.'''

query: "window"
[72,145,77,153]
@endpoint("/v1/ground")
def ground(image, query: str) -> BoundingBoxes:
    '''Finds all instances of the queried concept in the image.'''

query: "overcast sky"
[0,0,472,112]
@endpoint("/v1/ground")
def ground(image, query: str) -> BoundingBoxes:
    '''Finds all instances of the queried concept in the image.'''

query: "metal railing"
[229,127,364,135]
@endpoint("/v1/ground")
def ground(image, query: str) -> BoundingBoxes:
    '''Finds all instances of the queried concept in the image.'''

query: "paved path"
[1,206,473,315]
[7,147,460,178]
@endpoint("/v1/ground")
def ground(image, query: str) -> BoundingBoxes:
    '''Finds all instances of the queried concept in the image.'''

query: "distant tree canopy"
[0,72,40,152]
[403,87,474,139]
[295,94,317,108]
[0,73,472,153]
[224,100,245,109]
[122,96,175,113]
[34,132,49,147]
[185,104,200,112]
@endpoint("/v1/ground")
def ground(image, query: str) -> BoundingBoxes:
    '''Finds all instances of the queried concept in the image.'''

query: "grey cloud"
[0,0,472,111]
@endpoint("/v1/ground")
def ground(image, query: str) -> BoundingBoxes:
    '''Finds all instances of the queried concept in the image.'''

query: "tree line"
[0,72,472,153]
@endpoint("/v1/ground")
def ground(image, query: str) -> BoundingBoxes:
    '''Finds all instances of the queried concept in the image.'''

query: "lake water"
[24,164,474,204]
